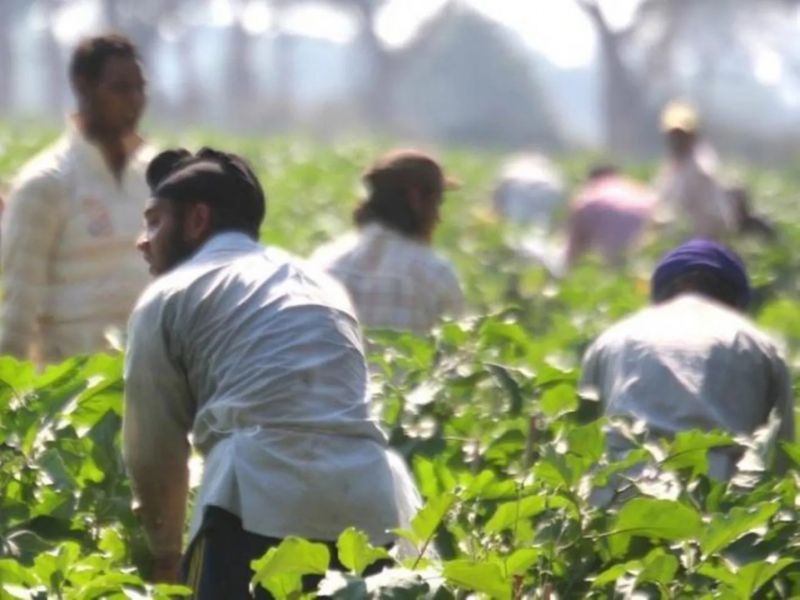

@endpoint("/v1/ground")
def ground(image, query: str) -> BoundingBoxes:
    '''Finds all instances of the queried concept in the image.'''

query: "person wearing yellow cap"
[655,101,737,239]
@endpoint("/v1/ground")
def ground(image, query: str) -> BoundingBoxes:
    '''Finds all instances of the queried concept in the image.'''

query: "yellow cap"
[660,100,698,133]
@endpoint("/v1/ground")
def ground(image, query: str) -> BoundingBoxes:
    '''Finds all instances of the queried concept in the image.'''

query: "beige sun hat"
[660,100,699,133]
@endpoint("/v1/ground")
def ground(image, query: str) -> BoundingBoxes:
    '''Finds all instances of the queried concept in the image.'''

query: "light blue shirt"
[581,294,794,479]
[124,232,419,557]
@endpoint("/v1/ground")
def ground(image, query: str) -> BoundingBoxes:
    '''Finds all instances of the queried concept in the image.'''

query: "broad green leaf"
[336,528,390,576]
[478,321,533,353]
[443,559,510,600]
[758,299,800,340]
[593,562,638,588]
[566,421,605,464]
[609,498,702,557]
[0,357,35,394]
[780,441,800,467]
[592,448,650,487]
[409,493,456,544]
[637,549,678,585]
[72,572,146,599]
[412,456,440,499]
[31,488,73,520]
[697,562,738,588]
[733,558,795,598]
[505,548,540,577]
[55,542,81,574]
[250,537,330,599]
[486,494,576,533]
[700,504,779,557]
[0,559,39,586]
[98,528,126,563]
[34,357,84,390]
[532,456,571,487]
[661,430,735,475]
[38,449,77,489]
[539,384,577,418]
[461,470,498,500]
[484,429,527,464]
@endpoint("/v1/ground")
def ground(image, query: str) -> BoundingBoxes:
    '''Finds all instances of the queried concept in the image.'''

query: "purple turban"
[651,239,750,306]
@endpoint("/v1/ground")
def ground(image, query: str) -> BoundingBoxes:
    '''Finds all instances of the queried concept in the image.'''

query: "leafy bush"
[2,124,800,598]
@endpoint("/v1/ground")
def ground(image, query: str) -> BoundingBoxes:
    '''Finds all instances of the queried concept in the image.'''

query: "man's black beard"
[161,223,199,274]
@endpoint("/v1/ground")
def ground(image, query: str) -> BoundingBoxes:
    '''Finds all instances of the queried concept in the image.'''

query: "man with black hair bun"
[124,147,420,596]
[0,34,154,363]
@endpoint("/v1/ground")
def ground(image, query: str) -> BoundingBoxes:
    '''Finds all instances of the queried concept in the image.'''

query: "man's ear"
[183,202,213,243]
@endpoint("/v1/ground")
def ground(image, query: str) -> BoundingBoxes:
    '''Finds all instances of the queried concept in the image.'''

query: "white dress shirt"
[581,294,794,478]
[0,124,155,362]
[310,223,464,334]
[124,232,420,558]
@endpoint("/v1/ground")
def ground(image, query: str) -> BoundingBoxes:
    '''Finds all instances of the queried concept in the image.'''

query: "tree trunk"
[226,21,254,128]
[357,23,395,129]
[43,0,66,118]
[100,0,121,30]
[577,1,651,157]
[0,5,17,112]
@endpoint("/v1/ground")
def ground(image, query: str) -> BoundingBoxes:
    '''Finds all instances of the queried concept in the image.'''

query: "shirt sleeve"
[771,351,795,443]
[123,291,194,559]
[0,172,64,359]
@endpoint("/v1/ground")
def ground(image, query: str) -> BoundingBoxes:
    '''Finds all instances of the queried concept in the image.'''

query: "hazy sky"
[49,0,646,69]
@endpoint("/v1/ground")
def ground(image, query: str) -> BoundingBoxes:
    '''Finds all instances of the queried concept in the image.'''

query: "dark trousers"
[182,506,391,599]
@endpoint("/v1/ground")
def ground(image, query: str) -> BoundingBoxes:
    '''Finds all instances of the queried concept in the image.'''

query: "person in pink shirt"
[566,165,655,268]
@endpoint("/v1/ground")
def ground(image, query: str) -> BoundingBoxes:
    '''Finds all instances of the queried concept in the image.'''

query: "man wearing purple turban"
[580,239,794,479]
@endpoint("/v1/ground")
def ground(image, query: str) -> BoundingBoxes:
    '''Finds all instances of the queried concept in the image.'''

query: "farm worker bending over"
[565,165,655,268]
[581,239,794,480]
[0,34,154,363]
[311,149,464,334]
[655,101,736,240]
[491,152,565,229]
[123,147,420,597]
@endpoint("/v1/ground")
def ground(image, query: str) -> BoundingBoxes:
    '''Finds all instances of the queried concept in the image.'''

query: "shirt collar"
[362,222,425,246]
[192,231,261,261]
[66,115,148,175]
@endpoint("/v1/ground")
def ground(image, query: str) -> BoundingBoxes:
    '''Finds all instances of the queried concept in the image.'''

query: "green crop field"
[3,123,800,598]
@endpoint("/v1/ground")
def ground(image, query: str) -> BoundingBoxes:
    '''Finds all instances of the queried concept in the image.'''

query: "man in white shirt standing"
[0,34,154,363]
[581,239,794,480]
[311,149,464,335]
[124,147,420,597]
